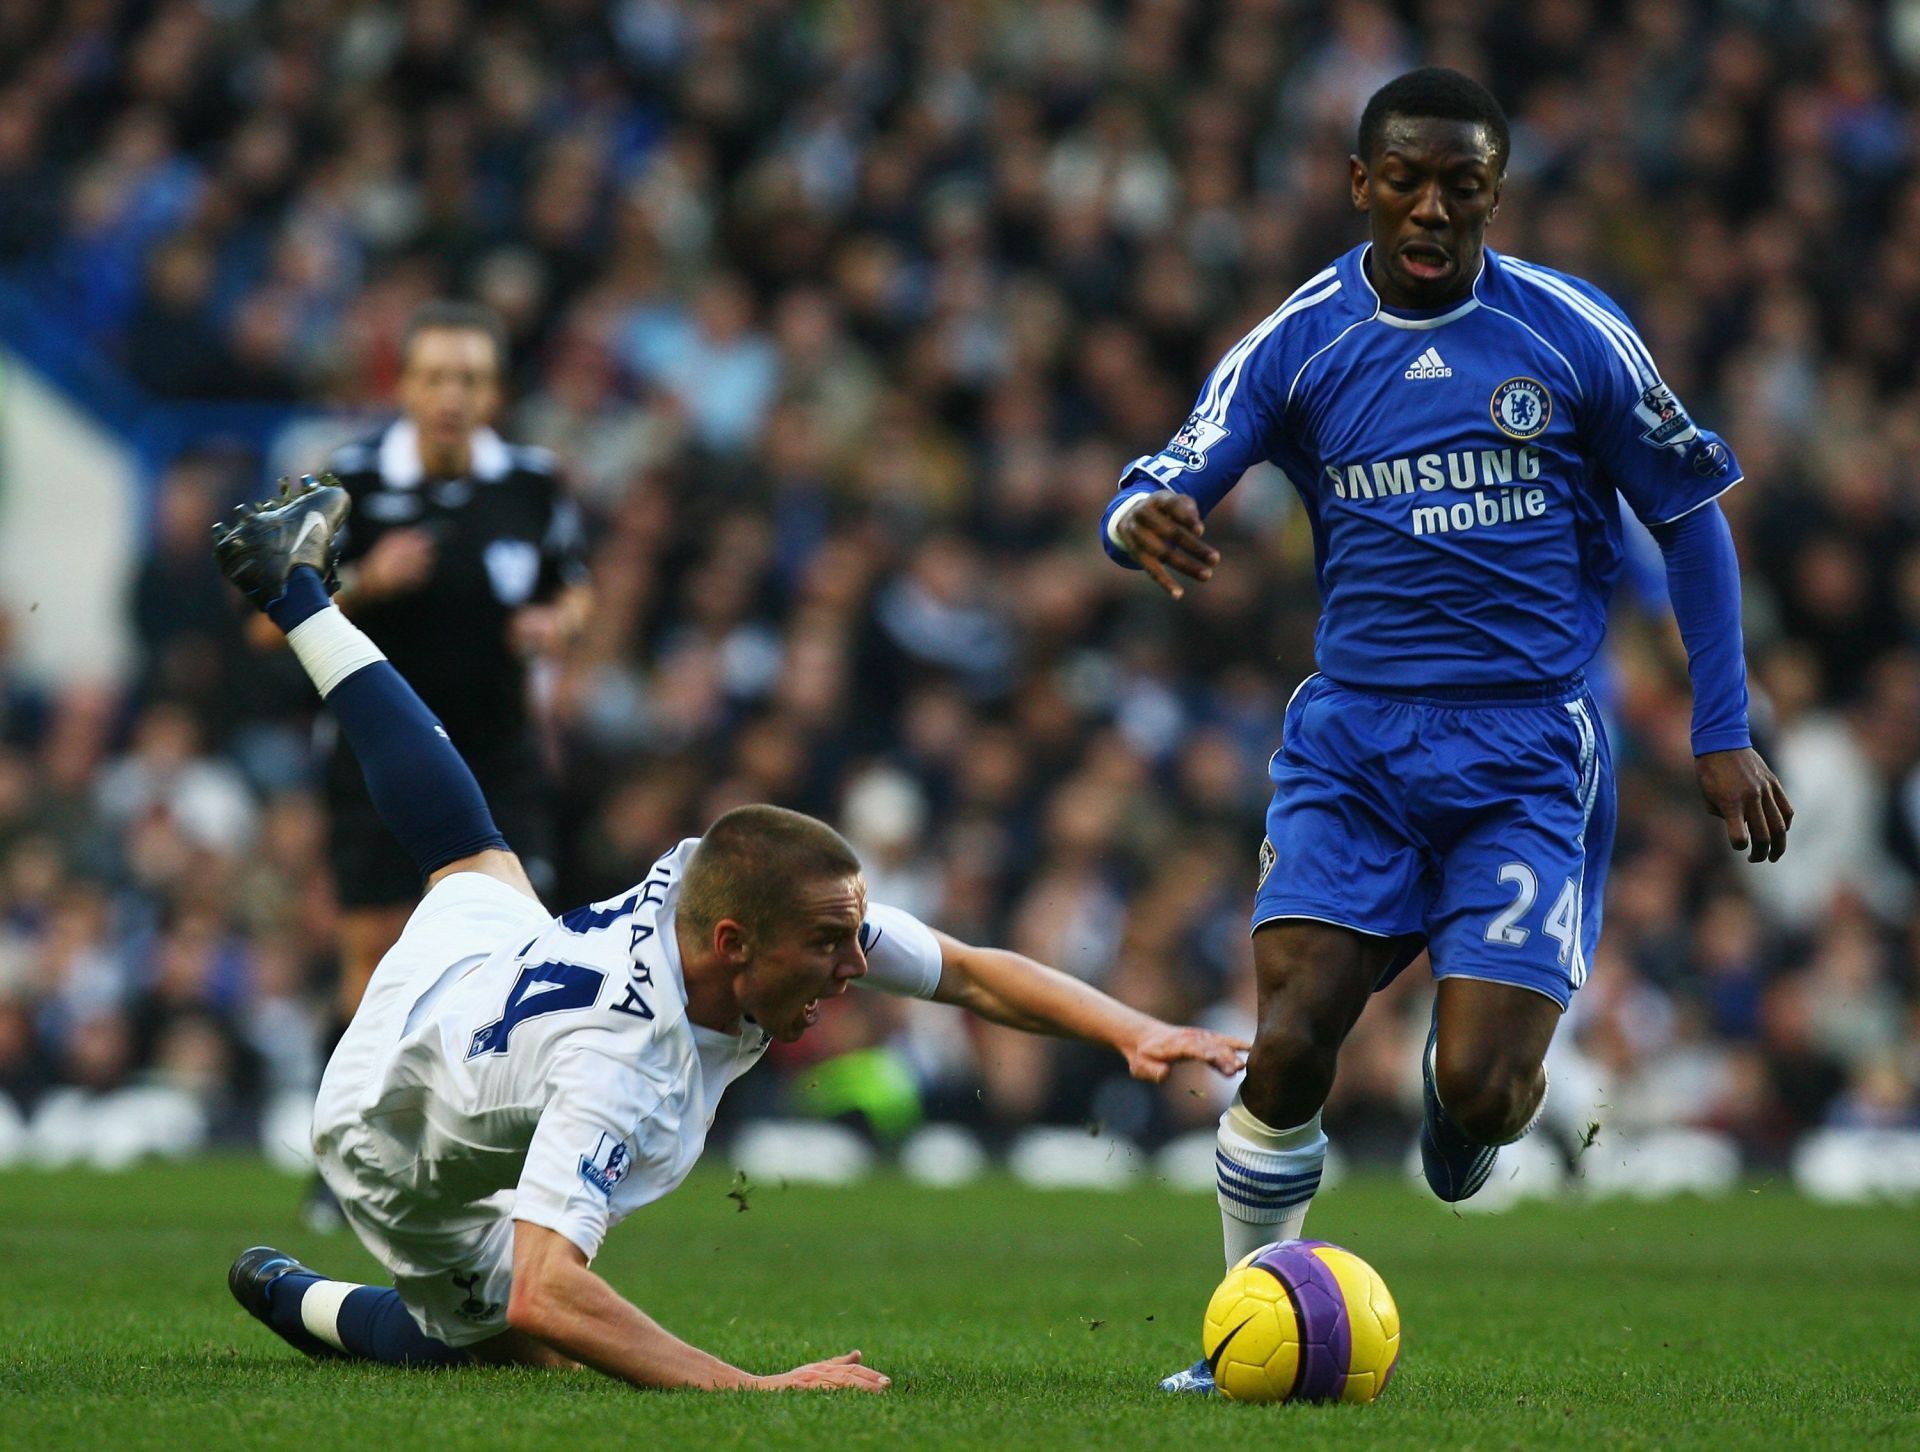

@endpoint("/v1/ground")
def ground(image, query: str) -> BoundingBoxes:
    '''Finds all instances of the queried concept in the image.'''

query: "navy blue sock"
[265,565,333,632]
[326,660,510,878]
[269,566,507,877]
[266,1274,471,1366]
[264,1270,325,1340]
[335,1286,471,1366]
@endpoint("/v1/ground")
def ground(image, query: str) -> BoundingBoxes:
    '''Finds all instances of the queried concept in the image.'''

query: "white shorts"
[311,872,550,1347]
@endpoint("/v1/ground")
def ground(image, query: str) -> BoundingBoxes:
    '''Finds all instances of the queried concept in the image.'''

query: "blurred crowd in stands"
[2,0,1918,1174]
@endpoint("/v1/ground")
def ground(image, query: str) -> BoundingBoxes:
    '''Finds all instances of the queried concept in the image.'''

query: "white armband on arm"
[858,902,944,1000]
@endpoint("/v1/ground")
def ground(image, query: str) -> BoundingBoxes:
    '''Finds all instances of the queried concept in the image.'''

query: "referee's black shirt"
[322,419,587,785]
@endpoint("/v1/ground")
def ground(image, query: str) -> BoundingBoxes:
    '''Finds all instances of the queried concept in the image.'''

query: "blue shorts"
[1252,673,1616,1010]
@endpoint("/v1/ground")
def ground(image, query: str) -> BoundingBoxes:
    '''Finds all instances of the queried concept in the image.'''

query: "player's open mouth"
[1399,244,1452,280]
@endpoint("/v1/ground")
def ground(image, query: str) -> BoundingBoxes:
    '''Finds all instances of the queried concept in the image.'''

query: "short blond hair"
[680,805,862,943]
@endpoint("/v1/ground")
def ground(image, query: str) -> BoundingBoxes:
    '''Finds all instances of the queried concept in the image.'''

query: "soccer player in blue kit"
[1101,70,1795,1393]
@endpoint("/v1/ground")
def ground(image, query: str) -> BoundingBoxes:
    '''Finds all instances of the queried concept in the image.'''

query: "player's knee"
[1250,968,1349,1077]
[1434,1044,1543,1144]
[1248,1013,1337,1082]
[1243,1014,1341,1125]
[1244,924,1377,1123]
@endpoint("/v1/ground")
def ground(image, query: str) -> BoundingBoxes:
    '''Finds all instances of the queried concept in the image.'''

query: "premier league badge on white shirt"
[578,1132,634,1198]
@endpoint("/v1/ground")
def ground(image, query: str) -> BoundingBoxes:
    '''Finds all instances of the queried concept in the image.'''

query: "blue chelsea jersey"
[1104,245,1742,689]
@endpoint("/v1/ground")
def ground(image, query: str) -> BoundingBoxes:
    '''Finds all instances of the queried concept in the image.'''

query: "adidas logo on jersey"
[1404,347,1452,379]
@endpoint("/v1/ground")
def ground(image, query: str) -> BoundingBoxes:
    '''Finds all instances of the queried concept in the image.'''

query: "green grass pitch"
[2,1161,1917,1449]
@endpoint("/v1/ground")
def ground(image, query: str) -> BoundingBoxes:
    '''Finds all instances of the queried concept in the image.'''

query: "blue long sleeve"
[1645,500,1751,756]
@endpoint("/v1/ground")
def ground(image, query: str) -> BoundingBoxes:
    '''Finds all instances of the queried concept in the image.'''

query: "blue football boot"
[1419,1013,1501,1203]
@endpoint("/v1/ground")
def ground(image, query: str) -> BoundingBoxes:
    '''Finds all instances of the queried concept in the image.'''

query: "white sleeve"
[512,1047,692,1260]
[856,901,945,1000]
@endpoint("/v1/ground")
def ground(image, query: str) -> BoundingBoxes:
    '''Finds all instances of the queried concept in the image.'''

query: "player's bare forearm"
[507,1222,747,1388]
[506,1222,887,1392]
[930,932,1247,1080]
[930,935,1115,1036]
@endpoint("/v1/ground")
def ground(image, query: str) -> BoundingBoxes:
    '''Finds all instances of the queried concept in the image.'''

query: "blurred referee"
[306,302,589,1221]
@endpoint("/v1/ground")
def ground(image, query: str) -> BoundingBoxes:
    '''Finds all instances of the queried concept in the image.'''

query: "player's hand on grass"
[1124,1023,1251,1083]
[1696,747,1793,863]
[1117,489,1219,600]
[352,527,437,600]
[755,1350,891,1392]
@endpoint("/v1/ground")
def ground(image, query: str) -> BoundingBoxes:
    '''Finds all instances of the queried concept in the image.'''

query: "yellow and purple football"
[1200,1240,1401,1403]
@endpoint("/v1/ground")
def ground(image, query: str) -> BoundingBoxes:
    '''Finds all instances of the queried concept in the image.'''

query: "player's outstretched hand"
[756,1350,891,1392]
[1118,489,1219,600]
[1124,1024,1251,1083]
[1695,747,1793,863]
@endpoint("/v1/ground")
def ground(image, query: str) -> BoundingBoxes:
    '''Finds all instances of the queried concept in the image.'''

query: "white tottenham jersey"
[335,840,943,1258]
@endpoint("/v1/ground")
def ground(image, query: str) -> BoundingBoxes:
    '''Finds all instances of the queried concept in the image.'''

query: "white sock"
[285,608,387,699]
[1216,1097,1327,1267]
[297,1277,369,1352]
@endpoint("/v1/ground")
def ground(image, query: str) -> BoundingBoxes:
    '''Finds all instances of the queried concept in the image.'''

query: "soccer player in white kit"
[216,479,1247,1392]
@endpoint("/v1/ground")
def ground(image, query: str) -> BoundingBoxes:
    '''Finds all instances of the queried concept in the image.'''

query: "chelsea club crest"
[1490,377,1552,440]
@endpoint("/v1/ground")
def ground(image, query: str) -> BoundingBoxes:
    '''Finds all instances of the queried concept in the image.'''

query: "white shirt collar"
[377,419,513,489]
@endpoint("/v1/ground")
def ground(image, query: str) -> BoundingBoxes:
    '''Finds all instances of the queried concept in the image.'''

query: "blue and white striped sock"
[1216,1098,1327,1267]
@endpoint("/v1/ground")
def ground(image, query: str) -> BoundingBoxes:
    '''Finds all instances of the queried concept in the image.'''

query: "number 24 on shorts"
[1483,862,1579,965]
